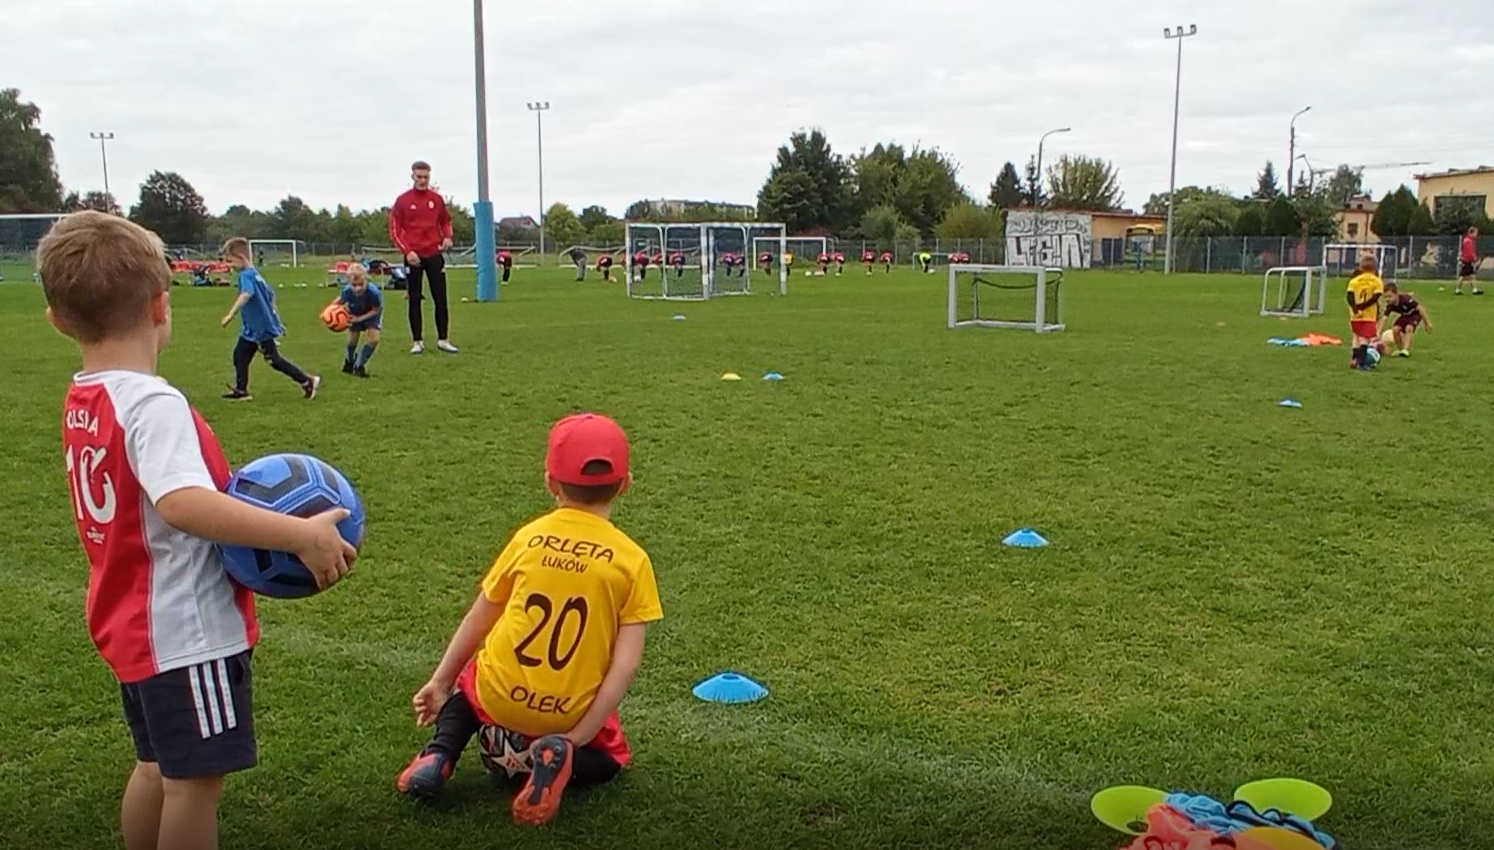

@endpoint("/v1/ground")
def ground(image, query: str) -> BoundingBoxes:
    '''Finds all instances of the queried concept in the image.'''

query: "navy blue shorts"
[349,318,381,332]
[120,651,257,779]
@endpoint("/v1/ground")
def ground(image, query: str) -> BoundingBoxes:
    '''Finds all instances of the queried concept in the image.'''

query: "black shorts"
[1460,261,1476,278]
[120,651,256,779]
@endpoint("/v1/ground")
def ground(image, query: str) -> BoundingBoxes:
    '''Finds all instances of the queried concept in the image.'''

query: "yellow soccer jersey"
[1347,272,1384,322]
[473,508,662,737]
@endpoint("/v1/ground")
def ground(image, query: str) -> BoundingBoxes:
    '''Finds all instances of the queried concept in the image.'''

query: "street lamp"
[527,101,551,262]
[1288,106,1312,197]
[1162,23,1198,275]
[89,131,115,202]
[473,0,498,301]
[1034,127,1071,207]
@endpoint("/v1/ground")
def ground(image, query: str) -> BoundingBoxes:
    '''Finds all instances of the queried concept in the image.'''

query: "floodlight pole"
[472,0,499,301]
[1034,127,1070,265]
[527,101,551,263]
[1162,24,1197,275]
[89,132,115,202]
[1288,106,1311,198]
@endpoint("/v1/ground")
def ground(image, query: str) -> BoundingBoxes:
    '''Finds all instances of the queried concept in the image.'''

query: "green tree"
[588,219,624,245]
[443,199,475,244]
[934,203,1002,239]
[269,195,317,239]
[63,190,120,215]
[850,142,905,214]
[578,205,612,232]
[358,208,392,246]
[1045,154,1123,211]
[1324,165,1365,207]
[858,203,904,245]
[1234,203,1265,237]
[1254,161,1281,200]
[1265,196,1301,237]
[129,171,209,244]
[0,88,64,212]
[988,162,1024,209]
[1408,201,1435,236]
[756,129,853,233]
[1371,187,1417,238]
[1172,192,1238,239]
[544,202,584,246]
[1023,156,1045,207]
[896,147,967,235]
[1292,189,1338,237]
[893,222,921,246]
[1432,196,1493,236]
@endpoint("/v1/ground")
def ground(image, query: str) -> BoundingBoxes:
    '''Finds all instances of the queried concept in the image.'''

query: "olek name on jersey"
[527,534,615,573]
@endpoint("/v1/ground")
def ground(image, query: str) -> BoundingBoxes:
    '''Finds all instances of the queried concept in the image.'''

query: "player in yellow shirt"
[1346,254,1385,370]
[397,413,663,826]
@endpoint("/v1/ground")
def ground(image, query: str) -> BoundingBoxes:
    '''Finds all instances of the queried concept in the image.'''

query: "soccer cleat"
[354,366,370,378]
[1396,350,1410,357]
[342,361,354,374]
[396,750,454,798]
[411,341,425,354]
[303,375,321,399]
[221,388,252,401]
[436,340,459,354]
[511,735,573,826]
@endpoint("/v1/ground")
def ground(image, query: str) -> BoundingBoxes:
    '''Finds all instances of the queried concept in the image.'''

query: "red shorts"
[1393,314,1421,331]
[457,660,633,767]
[1351,321,1378,340]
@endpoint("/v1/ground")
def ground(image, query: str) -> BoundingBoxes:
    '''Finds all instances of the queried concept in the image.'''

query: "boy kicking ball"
[338,265,383,377]
[1382,282,1433,357]
[1346,254,1385,371]
[398,413,663,826]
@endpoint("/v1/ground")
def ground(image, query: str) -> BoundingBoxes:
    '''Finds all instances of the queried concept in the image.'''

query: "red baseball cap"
[546,413,630,486]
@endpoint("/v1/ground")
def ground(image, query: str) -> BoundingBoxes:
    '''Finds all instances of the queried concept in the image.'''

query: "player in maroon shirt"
[669,251,686,278]
[1457,227,1482,295]
[597,254,615,282]
[496,250,513,283]
[758,251,774,275]
[1383,282,1434,356]
[817,252,830,275]
[389,160,457,354]
[721,251,744,278]
[861,249,876,274]
[632,251,651,281]
[880,251,894,273]
[832,251,846,276]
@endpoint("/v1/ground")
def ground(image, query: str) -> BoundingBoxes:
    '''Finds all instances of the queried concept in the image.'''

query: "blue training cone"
[692,672,769,704]
[1278,398,1303,409]
[1003,528,1049,548]
[763,372,785,381]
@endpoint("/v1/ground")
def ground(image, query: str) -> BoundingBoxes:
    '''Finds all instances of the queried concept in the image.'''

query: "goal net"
[248,239,306,268]
[1322,243,1397,282]
[1261,265,1328,318]
[627,221,788,299]
[947,264,1064,332]
[0,213,67,281]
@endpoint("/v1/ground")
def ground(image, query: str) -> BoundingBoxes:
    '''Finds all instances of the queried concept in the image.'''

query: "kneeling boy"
[398,413,663,827]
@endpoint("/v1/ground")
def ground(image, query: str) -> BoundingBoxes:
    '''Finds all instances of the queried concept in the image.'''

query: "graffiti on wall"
[1005,210,1093,268]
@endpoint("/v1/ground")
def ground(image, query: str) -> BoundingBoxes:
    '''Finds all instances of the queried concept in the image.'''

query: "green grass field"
[3,262,1494,850]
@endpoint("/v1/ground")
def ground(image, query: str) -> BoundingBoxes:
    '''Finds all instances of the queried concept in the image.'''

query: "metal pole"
[1288,106,1311,198]
[89,132,114,202]
[527,102,550,263]
[1035,127,1070,265]
[473,0,498,301]
[1162,24,1197,275]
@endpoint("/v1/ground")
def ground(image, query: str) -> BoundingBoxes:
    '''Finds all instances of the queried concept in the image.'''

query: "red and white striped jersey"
[62,370,258,684]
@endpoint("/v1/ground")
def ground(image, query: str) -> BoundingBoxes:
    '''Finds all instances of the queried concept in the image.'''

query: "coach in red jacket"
[389,161,459,354]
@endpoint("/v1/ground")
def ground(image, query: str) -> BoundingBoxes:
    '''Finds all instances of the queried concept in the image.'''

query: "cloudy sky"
[13,0,1494,219]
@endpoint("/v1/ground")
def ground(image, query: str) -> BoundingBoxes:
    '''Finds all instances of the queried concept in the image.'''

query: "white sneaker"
[436,340,459,354]
[410,341,425,354]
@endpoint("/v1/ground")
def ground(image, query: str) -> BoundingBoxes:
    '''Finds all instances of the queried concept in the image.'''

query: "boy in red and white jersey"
[40,212,356,850]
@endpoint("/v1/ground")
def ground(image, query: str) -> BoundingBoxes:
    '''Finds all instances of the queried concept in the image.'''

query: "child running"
[220,237,320,400]
[338,264,383,377]
[398,413,663,826]
[1382,282,1433,357]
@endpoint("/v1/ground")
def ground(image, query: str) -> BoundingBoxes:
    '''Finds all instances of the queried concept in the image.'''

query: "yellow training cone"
[721,372,742,381]
[1233,778,1332,822]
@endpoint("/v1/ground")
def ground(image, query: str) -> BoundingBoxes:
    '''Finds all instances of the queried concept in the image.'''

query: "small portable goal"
[947,264,1065,333]
[1261,265,1328,318]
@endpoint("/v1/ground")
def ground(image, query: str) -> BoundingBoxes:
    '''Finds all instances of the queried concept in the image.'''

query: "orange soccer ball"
[320,301,351,332]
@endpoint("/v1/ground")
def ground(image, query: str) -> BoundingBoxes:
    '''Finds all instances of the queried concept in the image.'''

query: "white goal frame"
[1322,243,1397,283]
[0,213,67,279]
[1261,265,1328,318]
[626,221,787,299]
[248,239,305,267]
[947,263,1065,332]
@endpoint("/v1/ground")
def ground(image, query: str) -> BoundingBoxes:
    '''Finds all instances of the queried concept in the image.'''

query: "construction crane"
[1294,156,1431,190]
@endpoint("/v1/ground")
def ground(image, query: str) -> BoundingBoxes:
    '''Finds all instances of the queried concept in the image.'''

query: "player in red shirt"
[1382,282,1434,357]
[862,249,876,274]
[668,251,685,278]
[597,254,615,282]
[720,251,744,278]
[496,250,513,283]
[38,212,355,850]
[880,251,894,273]
[389,161,458,354]
[632,250,651,281]
[832,251,846,276]
[817,251,830,275]
[758,251,774,275]
[1457,227,1482,295]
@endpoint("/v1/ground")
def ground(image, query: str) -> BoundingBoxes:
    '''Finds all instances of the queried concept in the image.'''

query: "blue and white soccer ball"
[217,453,365,599]
[1364,346,1382,368]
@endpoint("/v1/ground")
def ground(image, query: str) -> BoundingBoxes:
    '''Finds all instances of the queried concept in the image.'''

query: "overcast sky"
[13,0,1494,219]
